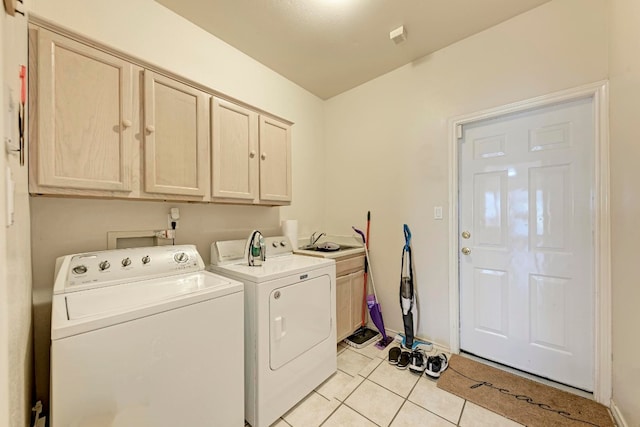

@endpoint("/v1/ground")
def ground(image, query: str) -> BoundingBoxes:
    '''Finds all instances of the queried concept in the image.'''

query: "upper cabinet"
[211,98,258,202]
[259,116,292,203]
[30,28,134,195]
[211,98,291,204]
[29,23,292,205]
[143,71,209,198]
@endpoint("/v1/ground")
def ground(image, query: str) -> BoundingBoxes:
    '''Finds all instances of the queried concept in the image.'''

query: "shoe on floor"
[397,351,411,370]
[388,347,401,365]
[409,350,427,374]
[425,353,448,378]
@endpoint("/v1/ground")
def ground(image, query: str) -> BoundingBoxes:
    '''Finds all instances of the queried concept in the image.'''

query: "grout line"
[342,401,383,427]
[405,378,464,426]
[387,399,407,426]
[457,400,467,426]
[316,390,331,403]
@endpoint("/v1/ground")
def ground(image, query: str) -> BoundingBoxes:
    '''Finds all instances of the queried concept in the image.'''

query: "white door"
[269,275,332,370]
[459,97,595,391]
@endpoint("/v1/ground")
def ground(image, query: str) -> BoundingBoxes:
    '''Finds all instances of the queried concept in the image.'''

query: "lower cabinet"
[336,270,365,342]
[335,254,365,343]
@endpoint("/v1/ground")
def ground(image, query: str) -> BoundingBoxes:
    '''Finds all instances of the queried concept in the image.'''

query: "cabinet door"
[34,28,133,192]
[258,116,291,203]
[211,98,258,201]
[335,275,353,343]
[143,71,208,197]
[351,271,365,332]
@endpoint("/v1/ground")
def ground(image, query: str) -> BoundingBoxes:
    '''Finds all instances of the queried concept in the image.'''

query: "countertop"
[293,235,365,259]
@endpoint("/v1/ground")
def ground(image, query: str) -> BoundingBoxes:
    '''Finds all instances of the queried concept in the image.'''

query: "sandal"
[388,347,401,365]
[397,351,411,370]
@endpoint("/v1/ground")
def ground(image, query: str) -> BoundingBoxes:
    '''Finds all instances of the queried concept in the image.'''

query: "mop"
[395,225,432,352]
[344,213,380,348]
[349,227,393,349]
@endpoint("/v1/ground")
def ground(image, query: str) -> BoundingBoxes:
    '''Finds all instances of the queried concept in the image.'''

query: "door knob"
[461,231,470,239]
[461,247,471,255]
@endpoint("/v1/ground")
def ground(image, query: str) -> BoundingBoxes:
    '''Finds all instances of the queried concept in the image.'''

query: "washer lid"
[52,271,243,340]
[210,254,334,283]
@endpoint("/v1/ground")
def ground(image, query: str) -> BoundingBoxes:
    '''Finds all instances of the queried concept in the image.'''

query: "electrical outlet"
[168,214,179,230]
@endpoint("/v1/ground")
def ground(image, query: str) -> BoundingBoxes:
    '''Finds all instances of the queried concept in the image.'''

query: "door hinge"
[456,124,463,139]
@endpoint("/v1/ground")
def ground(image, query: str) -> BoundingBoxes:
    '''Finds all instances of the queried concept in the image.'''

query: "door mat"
[437,355,614,427]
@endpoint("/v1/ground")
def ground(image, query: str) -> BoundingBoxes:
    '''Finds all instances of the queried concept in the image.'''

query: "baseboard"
[610,399,629,427]
[381,327,451,353]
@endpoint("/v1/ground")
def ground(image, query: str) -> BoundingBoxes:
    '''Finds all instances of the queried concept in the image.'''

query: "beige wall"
[609,0,640,424]
[0,9,9,427]
[324,0,608,348]
[21,0,640,422]
[29,0,327,409]
[1,5,33,427]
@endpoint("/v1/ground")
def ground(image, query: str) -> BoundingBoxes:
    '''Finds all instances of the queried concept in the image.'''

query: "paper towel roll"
[282,219,298,249]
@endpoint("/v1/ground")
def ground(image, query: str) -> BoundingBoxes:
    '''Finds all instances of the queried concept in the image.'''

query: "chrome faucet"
[310,232,326,246]
[245,230,266,266]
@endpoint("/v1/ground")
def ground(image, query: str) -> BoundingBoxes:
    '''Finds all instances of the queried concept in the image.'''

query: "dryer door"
[269,274,332,370]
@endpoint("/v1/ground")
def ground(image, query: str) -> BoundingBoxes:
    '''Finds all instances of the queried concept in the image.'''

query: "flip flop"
[397,351,411,370]
[388,347,401,365]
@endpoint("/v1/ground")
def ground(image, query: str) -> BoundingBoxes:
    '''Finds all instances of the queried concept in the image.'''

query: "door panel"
[259,116,291,202]
[36,28,133,192]
[459,97,594,391]
[335,275,351,342]
[269,275,332,370]
[143,71,208,197]
[211,98,258,201]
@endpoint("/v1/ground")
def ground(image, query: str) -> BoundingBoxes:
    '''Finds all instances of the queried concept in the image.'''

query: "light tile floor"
[266,341,524,427]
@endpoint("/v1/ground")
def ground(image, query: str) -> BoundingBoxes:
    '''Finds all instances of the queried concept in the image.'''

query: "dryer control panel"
[54,245,204,294]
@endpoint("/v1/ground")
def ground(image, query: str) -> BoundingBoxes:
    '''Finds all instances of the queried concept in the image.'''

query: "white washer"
[209,236,336,427]
[50,245,244,427]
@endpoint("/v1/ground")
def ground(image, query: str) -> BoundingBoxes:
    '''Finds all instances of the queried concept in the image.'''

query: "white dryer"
[209,236,336,427]
[50,245,244,427]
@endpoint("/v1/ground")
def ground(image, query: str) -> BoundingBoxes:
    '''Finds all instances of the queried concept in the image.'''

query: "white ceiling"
[155,0,551,99]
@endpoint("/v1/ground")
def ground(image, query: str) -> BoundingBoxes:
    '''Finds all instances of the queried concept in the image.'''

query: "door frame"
[447,81,611,404]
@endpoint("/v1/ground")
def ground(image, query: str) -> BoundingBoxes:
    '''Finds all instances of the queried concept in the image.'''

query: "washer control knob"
[174,252,189,263]
[142,255,151,265]
[121,257,132,267]
[280,241,287,247]
[98,261,111,271]
[72,265,87,275]
[272,242,278,248]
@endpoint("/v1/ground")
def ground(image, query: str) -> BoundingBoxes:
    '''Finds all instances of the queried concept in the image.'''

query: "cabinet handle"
[261,153,267,160]
[249,150,256,159]
[146,125,155,133]
[122,119,132,128]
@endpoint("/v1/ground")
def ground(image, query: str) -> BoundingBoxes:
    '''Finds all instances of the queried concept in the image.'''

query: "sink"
[299,243,360,252]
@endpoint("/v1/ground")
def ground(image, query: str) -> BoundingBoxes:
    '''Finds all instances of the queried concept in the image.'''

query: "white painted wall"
[324,0,608,348]
[609,0,640,424]
[28,0,327,410]
[1,5,33,427]
[19,0,640,421]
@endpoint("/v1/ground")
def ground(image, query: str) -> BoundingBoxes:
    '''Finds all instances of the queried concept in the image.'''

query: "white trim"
[610,400,629,427]
[447,81,611,404]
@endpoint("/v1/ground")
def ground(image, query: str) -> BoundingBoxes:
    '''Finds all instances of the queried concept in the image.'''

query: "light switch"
[434,206,443,220]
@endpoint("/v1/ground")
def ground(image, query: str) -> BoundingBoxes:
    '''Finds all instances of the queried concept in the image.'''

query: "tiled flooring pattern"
[268,342,523,427]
